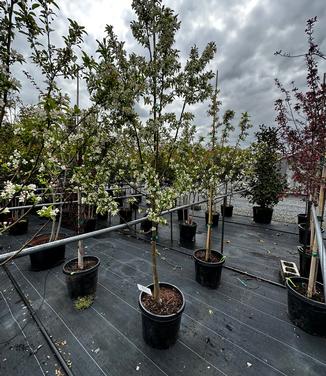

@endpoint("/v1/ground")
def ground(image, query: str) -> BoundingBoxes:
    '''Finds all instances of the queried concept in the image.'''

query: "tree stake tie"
[287,278,297,288]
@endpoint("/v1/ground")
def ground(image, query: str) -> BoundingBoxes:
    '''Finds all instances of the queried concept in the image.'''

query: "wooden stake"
[307,157,326,297]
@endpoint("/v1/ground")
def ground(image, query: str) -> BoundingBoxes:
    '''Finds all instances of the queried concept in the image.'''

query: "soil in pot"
[63,256,100,300]
[221,205,233,217]
[193,249,225,289]
[286,277,326,336]
[139,283,185,349]
[179,222,197,243]
[297,246,323,283]
[177,208,188,221]
[119,207,133,224]
[205,211,219,227]
[253,206,273,224]
[8,219,29,235]
[29,234,66,271]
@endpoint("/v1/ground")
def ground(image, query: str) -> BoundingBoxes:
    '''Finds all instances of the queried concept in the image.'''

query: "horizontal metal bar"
[311,205,326,299]
[6,194,143,211]
[0,189,245,263]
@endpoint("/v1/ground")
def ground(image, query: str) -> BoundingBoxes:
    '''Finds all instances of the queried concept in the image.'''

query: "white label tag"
[137,284,152,296]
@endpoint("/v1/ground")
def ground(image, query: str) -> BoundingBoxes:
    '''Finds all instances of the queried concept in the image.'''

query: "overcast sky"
[17,0,326,143]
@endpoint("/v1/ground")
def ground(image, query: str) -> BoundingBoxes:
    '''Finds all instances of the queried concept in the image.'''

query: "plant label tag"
[137,284,152,296]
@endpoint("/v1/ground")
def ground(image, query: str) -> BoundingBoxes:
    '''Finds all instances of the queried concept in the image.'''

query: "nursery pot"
[29,234,66,271]
[221,205,233,217]
[205,211,219,227]
[179,222,197,243]
[119,207,133,224]
[177,208,188,221]
[297,213,308,225]
[286,277,326,337]
[97,212,108,221]
[298,223,311,245]
[138,282,185,349]
[297,246,323,283]
[193,249,225,289]
[8,219,29,235]
[83,218,97,233]
[0,211,10,223]
[141,218,153,234]
[63,256,100,300]
[253,206,273,224]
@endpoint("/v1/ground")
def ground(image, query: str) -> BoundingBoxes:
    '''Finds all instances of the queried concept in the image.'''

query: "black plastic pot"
[83,218,96,233]
[115,197,124,208]
[286,277,326,337]
[141,218,153,234]
[297,213,308,224]
[0,211,10,223]
[221,205,233,217]
[298,223,311,245]
[63,256,100,300]
[253,206,273,224]
[8,219,29,235]
[179,222,197,243]
[138,282,185,349]
[297,246,323,283]
[193,249,225,289]
[135,194,142,203]
[177,208,188,221]
[97,212,108,221]
[29,234,66,271]
[205,211,219,227]
[119,207,133,224]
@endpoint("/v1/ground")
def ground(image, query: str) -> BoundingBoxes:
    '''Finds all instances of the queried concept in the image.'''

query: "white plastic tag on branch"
[137,284,152,296]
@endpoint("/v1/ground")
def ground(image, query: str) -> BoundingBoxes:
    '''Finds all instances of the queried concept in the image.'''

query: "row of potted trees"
[1,1,324,349]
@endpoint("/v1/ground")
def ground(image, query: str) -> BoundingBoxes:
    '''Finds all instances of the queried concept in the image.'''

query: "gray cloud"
[12,0,326,145]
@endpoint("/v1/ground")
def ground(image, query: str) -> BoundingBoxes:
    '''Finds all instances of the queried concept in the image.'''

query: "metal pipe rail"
[5,194,143,211]
[311,205,326,299]
[0,189,247,263]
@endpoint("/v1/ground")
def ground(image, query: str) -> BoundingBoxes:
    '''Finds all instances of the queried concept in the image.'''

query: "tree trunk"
[205,187,213,261]
[151,227,160,301]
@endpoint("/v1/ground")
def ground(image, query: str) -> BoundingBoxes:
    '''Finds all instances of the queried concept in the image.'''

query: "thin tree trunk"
[205,187,213,261]
[151,227,160,301]
[0,0,15,128]
[77,188,84,269]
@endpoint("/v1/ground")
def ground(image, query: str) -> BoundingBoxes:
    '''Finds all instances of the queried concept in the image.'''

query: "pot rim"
[27,233,67,246]
[286,276,325,308]
[138,282,185,320]
[179,222,197,228]
[63,255,100,276]
[253,206,273,211]
[193,249,226,266]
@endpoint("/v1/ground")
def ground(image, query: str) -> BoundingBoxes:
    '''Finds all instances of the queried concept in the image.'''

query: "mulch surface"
[141,286,183,315]
[195,250,221,263]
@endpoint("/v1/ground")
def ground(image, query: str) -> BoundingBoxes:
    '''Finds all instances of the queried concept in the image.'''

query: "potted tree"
[275,17,326,335]
[244,126,287,224]
[275,16,325,281]
[92,0,217,348]
[193,73,251,289]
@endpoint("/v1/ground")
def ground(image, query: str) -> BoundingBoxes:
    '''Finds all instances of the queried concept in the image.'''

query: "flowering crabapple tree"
[86,0,217,302]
